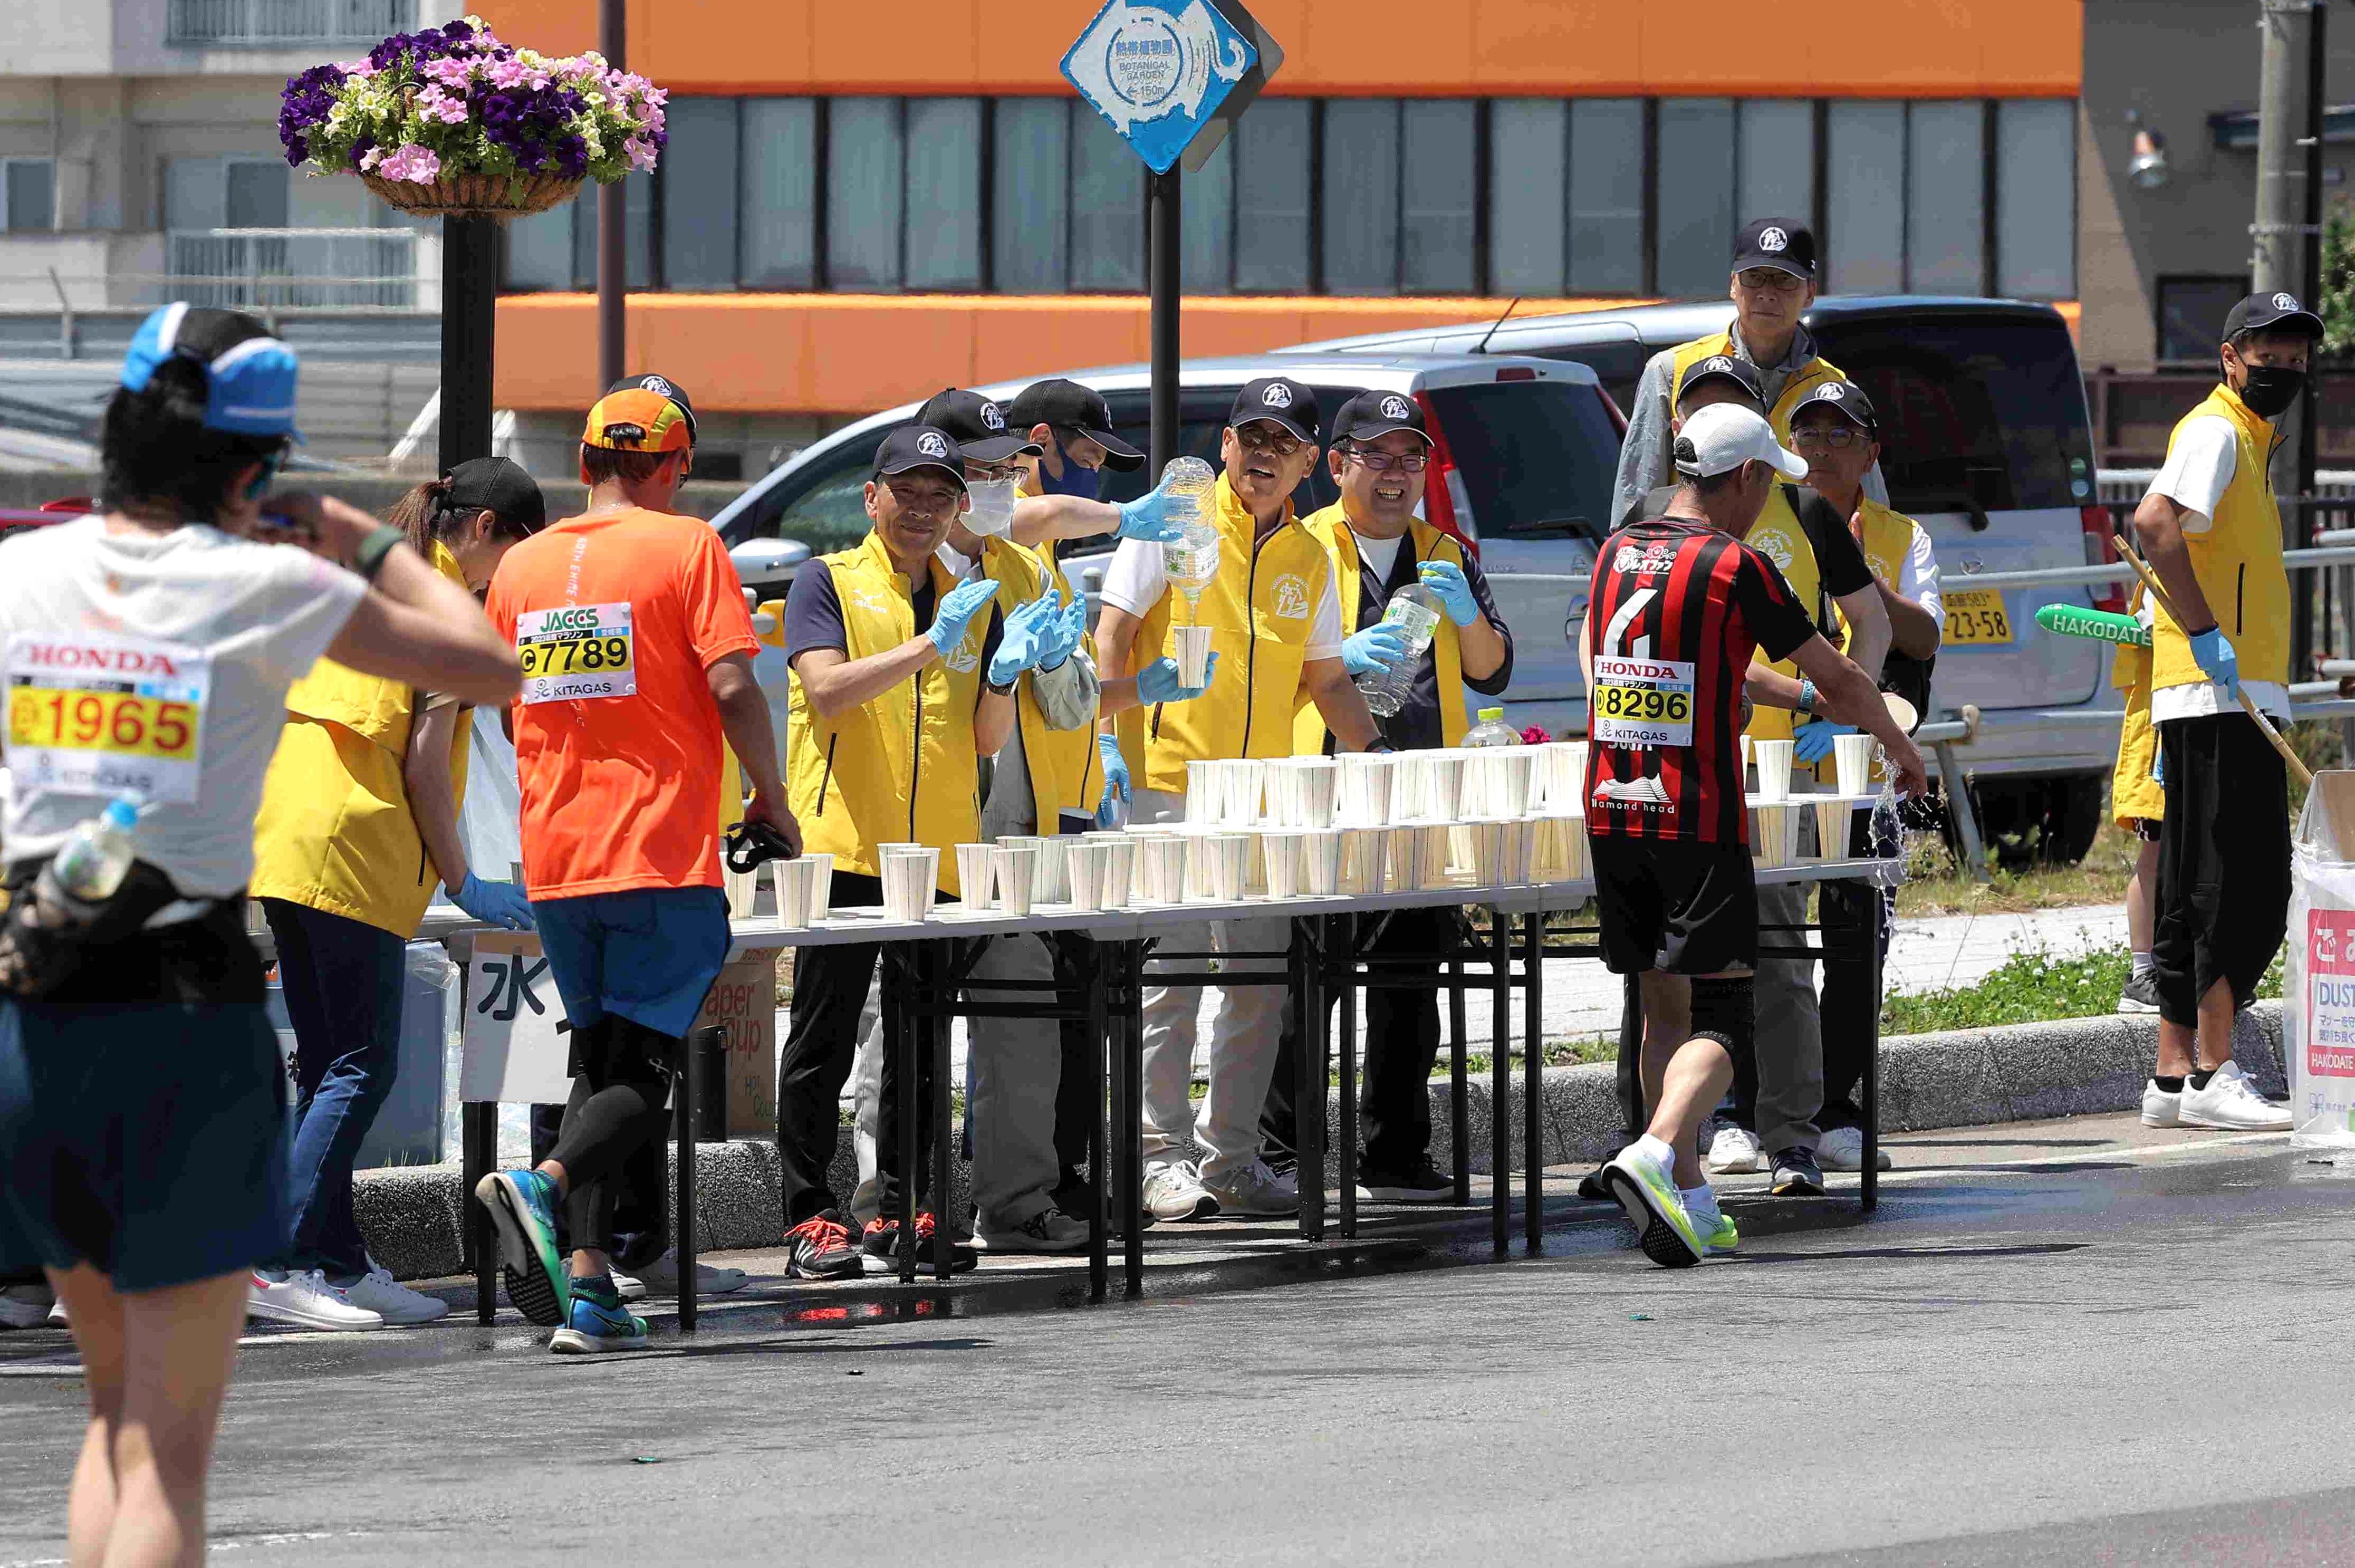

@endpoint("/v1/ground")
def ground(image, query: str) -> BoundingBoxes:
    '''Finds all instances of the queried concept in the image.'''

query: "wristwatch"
[1795,677,1819,716]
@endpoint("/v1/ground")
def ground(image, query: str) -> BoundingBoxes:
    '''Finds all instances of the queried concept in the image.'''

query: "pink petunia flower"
[415,86,470,125]
[625,136,659,173]
[377,143,441,183]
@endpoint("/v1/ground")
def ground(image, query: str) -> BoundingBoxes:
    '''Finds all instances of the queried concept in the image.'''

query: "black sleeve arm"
[1792,487,1874,599]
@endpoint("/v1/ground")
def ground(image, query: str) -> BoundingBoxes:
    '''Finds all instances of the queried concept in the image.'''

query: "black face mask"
[2234,362,2308,420]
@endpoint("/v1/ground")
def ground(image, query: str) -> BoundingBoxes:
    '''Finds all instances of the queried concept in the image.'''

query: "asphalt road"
[5,1117,2355,1567]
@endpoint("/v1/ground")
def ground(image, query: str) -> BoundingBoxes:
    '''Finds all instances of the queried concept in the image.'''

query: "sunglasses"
[1234,424,1306,459]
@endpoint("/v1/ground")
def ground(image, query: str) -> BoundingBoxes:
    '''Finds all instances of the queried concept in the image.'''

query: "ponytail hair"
[388,463,545,557]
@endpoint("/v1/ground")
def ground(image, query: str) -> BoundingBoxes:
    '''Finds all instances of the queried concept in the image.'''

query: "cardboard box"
[696,950,778,1137]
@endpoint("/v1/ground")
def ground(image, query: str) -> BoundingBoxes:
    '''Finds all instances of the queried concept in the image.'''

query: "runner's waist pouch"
[0,859,263,1005]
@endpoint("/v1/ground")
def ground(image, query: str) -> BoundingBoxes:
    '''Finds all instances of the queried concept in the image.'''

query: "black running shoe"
[1356,1155,1453,1203]
[783,1212,863,1281]
[862,1214,977,1275]
[1770,1146,1826,1197]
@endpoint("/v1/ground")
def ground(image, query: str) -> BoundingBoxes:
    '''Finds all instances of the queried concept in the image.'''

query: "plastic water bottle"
[1158,457,1221,609]
[1358,584,1445,717]
[47,794,140,902]
[1463,707,1521,748]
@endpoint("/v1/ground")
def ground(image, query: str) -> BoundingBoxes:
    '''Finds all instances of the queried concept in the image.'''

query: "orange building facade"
[480,0,2084,445]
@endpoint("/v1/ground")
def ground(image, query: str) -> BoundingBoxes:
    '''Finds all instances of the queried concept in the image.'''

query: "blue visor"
[120,302,304,442]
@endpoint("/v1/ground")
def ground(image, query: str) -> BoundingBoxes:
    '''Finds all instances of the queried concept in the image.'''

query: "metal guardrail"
[166,0,411,44]
[163,229,418,310]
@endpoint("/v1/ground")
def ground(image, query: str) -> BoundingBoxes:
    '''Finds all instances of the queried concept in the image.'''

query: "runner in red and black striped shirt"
[1587,403,1926,1269]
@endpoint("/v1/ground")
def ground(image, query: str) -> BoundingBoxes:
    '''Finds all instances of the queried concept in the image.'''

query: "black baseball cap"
[602,373,696,446]
[1673,353,1767,409]
[444,456,546,533]
[1733,218,1816,281]
[1000,379,1145,470]
[1791,379,1878,433]
[1329,389,1430,446]
[914,388,1040,464]
[1231,377,1321,445]
[872,425,967,488]
[2223,291,2324,343]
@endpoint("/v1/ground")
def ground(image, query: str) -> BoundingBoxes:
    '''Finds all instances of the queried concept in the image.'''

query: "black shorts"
[1591,835,1758,977]
[2154,711,2290,1026]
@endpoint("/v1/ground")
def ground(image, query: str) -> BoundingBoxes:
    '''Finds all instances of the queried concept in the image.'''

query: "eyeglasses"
[1736,268,1807,293]
[966,461,1024,484]
[1234,424,1305,459]
[1348,448,1430,474]
[885,480,962,516]
[1789,425,1865,450]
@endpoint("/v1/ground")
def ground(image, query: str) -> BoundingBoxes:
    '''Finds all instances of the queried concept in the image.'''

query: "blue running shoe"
[549,1290,649,1355]
[474,1169,570,1327]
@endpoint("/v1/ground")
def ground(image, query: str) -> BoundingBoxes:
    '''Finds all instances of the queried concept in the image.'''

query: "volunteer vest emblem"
[2274,292,2300,311]
[1758,226,1789,253]
[1751,528,1794,572]
[917,431,949,459]
[1379,395,1412,422]
[1273,573,1309,618]
[1261,382,1293,409]
[943,631,983,674]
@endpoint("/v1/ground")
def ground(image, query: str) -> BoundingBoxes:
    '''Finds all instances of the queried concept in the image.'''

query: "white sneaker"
[2177,1061,2291,1131]
[633,1252,750,1296]
[1706,1124,1761,1174]
[247,1269,384,1331]
[47,1298,66,1327]
[1204,1159,1300,1218]
[2140,1079,2183,1128]
[1816,1125,1892,1171]
[341,1265,449,1326]
[611,1269,645,1302]
[974,1206,1091,1254]
[1142,1160,1219,1221]
[0,1282,54,1329]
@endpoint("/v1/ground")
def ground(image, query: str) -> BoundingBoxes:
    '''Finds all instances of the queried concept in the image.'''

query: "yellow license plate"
[1944,589,2012,646]
[8,686,200,761]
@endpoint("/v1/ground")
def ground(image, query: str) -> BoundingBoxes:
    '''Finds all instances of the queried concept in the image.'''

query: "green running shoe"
[1696,1210,1739,1256]
[474,1169,571,1327]
[1600,1151,1704,1268]
[549,1291,649,1355]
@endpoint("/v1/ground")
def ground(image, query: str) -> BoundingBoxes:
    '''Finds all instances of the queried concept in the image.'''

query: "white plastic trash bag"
[2288,773,2355,1149]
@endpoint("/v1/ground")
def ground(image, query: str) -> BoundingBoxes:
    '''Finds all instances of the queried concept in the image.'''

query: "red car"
[0,498,90,535]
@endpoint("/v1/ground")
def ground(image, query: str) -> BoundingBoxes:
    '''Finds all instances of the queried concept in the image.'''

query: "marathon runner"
[1588,404,1926,1267]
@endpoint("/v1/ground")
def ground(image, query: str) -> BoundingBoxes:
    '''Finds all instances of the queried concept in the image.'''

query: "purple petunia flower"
[276,62,346,165]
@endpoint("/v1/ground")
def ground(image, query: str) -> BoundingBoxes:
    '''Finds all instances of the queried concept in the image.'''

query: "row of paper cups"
[1750,798,1863,870]
[1746,732,1878,802]
[1183,742,1593,833]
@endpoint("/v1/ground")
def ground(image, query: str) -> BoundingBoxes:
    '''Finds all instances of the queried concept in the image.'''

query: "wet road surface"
[4,1114,2352,1567]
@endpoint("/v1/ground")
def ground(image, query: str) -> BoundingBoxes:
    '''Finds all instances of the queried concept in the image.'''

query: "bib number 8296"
[1594,685,1692,724]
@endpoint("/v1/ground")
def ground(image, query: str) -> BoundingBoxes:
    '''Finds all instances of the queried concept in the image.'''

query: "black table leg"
[463,1100,495,1325]
[1861,897,1883,1214]
[1120,939,1146,1297]
[930,942,954,1282]
[885,945,919,1287]
[1490,911,1509,1257]
[1522,911,1542,1255]
[674,1025,698,1333]
[1449,945,1469,1205]
[1338,917,1359,1240]
[1084,939,1108,1303]
[1297,916,1327,1243]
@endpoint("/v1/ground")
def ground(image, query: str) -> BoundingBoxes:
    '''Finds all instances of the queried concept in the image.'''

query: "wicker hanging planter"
[362,169,581,219]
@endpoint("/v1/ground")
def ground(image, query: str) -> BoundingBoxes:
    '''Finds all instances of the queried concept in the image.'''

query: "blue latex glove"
[2187,626,2240,703]
[1116,471,1191,543]
[1095,734,1131,829]
[989,586,1062,686]
[928,576,1001,660]
[1137,650,1219,706]
[1036,598,1088,674]
[1418,560,1479,627]
[453,871,535,931]
[1342,621,1412,677]
[1792,720,1858,766]
[2151,745,2164,788]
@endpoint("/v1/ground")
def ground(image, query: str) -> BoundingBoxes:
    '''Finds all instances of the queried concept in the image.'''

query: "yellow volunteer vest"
[2149,384,2292,694]
[1739,486,1827,745]
[1291,505,1470,752]
[972,533,1090,833]
[1671,331,1848,444]
[1013,475,1106,821]
[785,531,990,896]
[1812,497,1919,784]
[249,541,475,936]
[1143,473,1332,796]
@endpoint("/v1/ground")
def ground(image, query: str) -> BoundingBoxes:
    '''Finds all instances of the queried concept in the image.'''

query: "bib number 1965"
[4,632,210,803]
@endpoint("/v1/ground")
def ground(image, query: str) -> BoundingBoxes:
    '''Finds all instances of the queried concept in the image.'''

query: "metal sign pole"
[598,0,628,391]
[1149,170,1181,478]
[438,216,497,471]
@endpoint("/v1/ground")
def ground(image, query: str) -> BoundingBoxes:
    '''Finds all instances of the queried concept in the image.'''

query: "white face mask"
[964,477,1018,537]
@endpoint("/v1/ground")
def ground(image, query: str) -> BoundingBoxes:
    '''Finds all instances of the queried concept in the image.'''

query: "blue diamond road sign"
[1060,0,1263,176]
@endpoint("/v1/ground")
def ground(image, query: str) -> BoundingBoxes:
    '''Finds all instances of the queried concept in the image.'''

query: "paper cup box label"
[695,952,778,1137]
[2307,911,2355,1079]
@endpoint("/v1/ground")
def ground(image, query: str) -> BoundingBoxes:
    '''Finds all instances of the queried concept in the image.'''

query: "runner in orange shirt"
[474,375,798,1354]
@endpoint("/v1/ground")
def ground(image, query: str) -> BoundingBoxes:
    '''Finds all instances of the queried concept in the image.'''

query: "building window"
[2158,275,2248,363]
[1827,100,1905,294]
[569,172,653,290]
[1069,109,1144,291]
[166,0,413,46]
[1569,99,1646,293]
[1183,131,1235,296]
[1654,99,1736,297]
[1736,100,1813,236]
[1488,99,1566,295]
[827,98,903,291]
[1401,100,1477,294]
[662,96,739,291]
[993,98,1069,295]
[1233,98,1311,293]
[905,98,983,291]
[1,159,55,233]
[1907,100,1985,293]
[741,99,818,290]
[1996,98,2076,299]
[1322,100,1401,295]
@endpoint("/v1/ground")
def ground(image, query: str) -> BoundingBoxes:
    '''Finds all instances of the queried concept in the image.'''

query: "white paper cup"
[1185,761,1217,825]
[1495,751,1536,819]
[995,845,1036,916]
[1834,732,1875,797]
[1206,833,1251,902]
[1173,624,1214,688]
[1741,734,1754,789]
[1185,830,1215,901]
[772,857,815,930]
[1225,760,1267,828]
[1382,824,1419,891]
[1416,824,1454,890]
[1066,841,1107,912]
[1429,752,1467,821]
[1027,836,1070,903]
[1291,757,1338,829]
[1533,742,1578,811]
[1261,829,1304,899]
[883,848,939,921]
[1753,738,1795,803]
[1335,752,1395,828]
[1500,817,1533,883]
[1300,828,1341,895]
[1244,828,1268,896]
[801,853,834,924]
[1751,803,1799,869]
[1137,833,1189,903]
[1083,833,1135,910]
[1467,820,1507,885]
[954,843,995,910]
[1813,798,1851,864]
[1340,827,1386,894]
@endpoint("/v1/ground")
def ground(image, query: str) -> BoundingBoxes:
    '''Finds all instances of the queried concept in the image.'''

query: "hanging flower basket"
[279,15,664,224]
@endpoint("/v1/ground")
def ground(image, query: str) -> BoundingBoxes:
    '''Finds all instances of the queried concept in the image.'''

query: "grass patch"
[1881,946,2283,1036]
[1894,819,2140,918]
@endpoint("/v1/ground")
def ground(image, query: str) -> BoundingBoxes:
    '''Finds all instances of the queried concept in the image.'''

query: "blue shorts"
[0,999,289,1293]
[532,887,732,1041]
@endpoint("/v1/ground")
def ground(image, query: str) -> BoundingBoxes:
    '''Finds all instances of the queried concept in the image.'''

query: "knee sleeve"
[1687,975,1754,1058]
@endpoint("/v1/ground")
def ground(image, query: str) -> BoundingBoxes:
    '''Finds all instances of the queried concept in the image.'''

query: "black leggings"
[546,1016,676,1256]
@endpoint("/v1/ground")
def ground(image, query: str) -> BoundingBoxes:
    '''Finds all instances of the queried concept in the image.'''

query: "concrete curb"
[356,1002,2286,1281]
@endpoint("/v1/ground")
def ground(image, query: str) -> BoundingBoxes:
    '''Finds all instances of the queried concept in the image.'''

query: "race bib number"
[5,632,209,804]
[1590,655,1695,748]
[517,602,637,705]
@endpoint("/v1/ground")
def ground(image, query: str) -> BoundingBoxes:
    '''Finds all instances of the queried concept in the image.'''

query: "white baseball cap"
[1672,403,1809,483]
